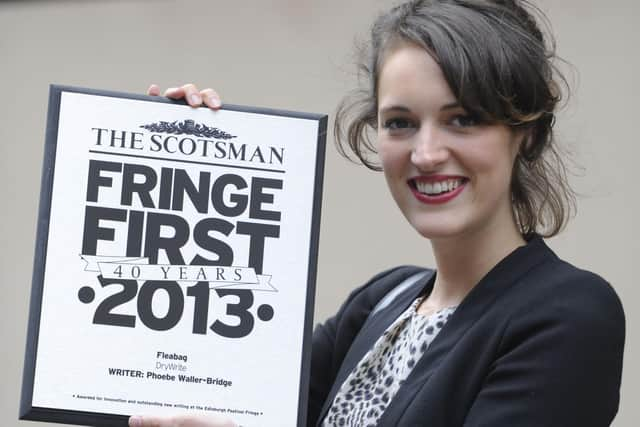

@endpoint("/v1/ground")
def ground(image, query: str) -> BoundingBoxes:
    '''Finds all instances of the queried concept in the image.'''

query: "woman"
[130,1,625,426]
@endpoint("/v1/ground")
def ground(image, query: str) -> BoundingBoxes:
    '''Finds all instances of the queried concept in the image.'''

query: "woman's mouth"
[409,177,468,204]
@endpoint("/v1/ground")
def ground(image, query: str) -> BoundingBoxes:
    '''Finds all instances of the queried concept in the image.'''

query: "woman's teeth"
[416,179,463,195]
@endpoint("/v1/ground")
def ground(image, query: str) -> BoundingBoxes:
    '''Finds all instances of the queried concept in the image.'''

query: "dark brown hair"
[334,0,575,237]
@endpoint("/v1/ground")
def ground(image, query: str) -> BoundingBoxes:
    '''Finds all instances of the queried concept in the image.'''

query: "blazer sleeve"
[463,269,625,427]
[307,266,424,426]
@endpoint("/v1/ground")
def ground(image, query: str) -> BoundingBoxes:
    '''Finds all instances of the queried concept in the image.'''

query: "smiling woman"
[131,1,625,427]
[313,1,624,426]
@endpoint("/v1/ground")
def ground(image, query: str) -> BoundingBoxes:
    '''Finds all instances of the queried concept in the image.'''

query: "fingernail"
[209,96,221,108]
[189,94,202,105]
[129,415,141,427]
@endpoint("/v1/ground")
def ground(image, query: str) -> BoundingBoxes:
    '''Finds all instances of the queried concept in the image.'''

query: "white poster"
[21,86,326,427]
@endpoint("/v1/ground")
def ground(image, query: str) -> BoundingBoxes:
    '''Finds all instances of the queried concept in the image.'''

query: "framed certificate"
[20,85,327,427]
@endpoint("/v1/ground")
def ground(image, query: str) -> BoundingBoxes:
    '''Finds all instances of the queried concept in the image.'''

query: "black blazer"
[309,237,625,426]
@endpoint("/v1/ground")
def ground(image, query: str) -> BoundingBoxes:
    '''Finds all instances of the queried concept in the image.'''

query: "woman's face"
[377,42,521,241]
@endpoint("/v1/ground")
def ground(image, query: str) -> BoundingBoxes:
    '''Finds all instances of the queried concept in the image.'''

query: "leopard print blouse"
[322,297,456,426]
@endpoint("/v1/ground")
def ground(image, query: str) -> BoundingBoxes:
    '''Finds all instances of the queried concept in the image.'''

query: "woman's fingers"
[163,83,201,106]
[182,83,203,107]
[201,88,222,109]
[147,84,161,97]
[146,83,222,110]
[159,84,222,110]
[129,415,162,427]
[129,414,237,427]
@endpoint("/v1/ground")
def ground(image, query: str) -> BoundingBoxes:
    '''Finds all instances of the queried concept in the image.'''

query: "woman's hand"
[147,84,222,110]
[129,413,237,427]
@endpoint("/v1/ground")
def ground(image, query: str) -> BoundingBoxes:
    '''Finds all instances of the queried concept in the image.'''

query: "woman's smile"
[408,175,468,204]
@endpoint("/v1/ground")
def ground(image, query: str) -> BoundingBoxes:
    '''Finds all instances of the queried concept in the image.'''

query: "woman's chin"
[408,221,469,241]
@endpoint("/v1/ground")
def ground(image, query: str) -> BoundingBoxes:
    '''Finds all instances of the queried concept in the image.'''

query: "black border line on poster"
[19,84,328,427]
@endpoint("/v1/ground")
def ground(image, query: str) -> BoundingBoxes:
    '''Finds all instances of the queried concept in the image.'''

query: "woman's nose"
[410,125,449,170]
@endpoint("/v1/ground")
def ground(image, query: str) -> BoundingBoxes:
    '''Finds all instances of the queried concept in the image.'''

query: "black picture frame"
[20,85,327,427]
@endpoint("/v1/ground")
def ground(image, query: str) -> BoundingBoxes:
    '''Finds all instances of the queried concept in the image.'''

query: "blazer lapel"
[316,270,436,425]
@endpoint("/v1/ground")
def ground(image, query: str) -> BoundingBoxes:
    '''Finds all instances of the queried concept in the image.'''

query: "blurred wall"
[1,0,637,426]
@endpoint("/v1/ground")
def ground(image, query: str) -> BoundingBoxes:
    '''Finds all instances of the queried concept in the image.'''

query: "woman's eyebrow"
[379,102,462,115]
[378,105,411,114]
[440,102,462,111]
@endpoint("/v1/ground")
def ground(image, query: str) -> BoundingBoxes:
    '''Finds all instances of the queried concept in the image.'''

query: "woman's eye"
[382,118,415,130]
[450,114,479,128]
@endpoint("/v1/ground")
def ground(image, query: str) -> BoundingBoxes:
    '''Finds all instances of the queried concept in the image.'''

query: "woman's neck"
[419,220,526,313]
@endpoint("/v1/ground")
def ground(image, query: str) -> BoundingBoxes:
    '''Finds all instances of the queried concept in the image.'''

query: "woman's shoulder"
[499,236,624,319]
[340,265,432,312]
[528,250,624,319]
[480,237,625,353]
[501,249,625,350]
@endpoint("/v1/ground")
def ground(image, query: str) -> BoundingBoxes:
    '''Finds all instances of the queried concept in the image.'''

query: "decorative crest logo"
[140,119,236,140]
